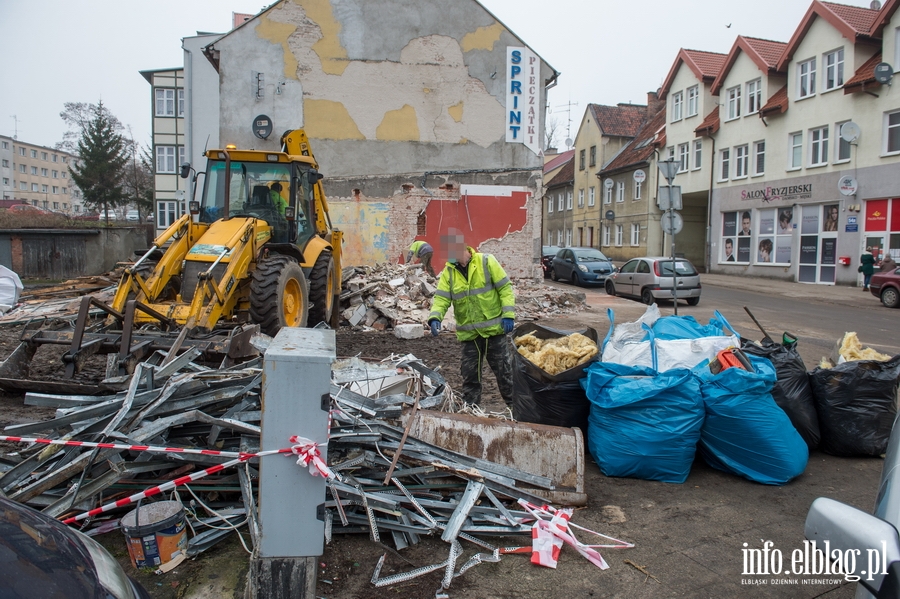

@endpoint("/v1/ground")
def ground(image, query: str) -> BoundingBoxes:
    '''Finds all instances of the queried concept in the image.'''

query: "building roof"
[588,103,648,138]
[544,149,575,174]
[599,108,666,176]
[871,0,900,36]
[711,37,788,94]
[777,1,880,71]
[759,84,789,116]
[545,157,574,190]
[139,67,183,85]
[694,108,721,137]
[844,51,883,93]
[660,49,728,96]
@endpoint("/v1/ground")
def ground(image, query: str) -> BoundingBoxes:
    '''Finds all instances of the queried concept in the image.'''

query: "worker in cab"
[406,239,436,277]
[269,182,288,215]
[427,228,515,407]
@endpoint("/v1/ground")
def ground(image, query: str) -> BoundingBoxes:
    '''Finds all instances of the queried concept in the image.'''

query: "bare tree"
[544,116,560,151]
[56,101,124,154]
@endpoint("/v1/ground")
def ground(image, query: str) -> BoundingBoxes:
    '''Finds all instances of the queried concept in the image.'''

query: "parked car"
[7,203,50,214]
[805,411,900,598]
[549,247,615,286]
[870,267,900,308]
[605,256,701,306]
[541,245,560,278]
[125,209,140,222]
[0,496,150,598]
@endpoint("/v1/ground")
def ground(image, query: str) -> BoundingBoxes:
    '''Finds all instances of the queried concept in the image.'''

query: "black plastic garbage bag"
[741,338,820,450]
[809,355,900,457]
[511,323,600,431]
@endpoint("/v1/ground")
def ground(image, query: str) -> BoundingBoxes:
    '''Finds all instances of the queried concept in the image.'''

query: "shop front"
[862,198,900,263]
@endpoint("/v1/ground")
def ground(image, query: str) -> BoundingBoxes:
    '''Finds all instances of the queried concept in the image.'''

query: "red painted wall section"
[422,185,530,267]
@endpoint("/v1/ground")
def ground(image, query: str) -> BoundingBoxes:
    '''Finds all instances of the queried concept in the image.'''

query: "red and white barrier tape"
[0,434,332,525]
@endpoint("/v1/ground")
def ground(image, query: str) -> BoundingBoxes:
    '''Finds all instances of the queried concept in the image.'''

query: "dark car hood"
[0,502,103,599]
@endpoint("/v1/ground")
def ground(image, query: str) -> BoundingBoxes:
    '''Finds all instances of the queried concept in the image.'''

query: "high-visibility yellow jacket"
[406,240,433,262]
[428,249,515,341]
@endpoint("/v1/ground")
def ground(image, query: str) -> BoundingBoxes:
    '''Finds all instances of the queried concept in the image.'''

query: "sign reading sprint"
[506,46,540,155]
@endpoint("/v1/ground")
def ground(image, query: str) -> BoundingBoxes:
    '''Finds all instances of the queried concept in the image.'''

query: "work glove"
[502,318,514,334]
[429,320,441,337]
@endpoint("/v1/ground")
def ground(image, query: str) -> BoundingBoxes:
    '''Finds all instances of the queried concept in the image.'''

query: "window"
[19,182,26,190]
[693,139,702,170]
[157,200,180,228]
[824,48,844,91]
[734,145,749,178]
[30,150,37,158]
[52,170,58,178]
[615,225,623,246]
[62,172,67,179]
[41,184,48,193]
[156,146,176,173]
[41,152,47,160]
[0,141,6,149]
[178,89,185,117]
[52,186,58,193]
[588,187,595,207]
[155,88,176,116]
[631,223,640,246]
[604,182,612,204]
[747,79,761,114]
[53,202,59,209]
[52,154,57,162]
[566,191,573,210]
[798,58,816,98]
[721,211,753,263]
[589,145,596,167]
[557,193,564,211]
[547,232,553,245]
[19,164,25,173]
[31,183,38,191]
[603,225,610,246]
[579,149,585,170]
[687,85,699,117]
[672,91,683,122]
[753,141,766,175]
[756,207,793,264]
[19,147,25,156]
[726,86,741,120]
[885,110,900,154]
[41,168,48,177]
[565,229,572,246]
[677,143,689,172]
[836,122,851,162]
[2,178,7,185]
[616,181,624,203]
[719,148,730,180]
[789,132,803,168]
[667,146,675,160]
[62,187,67,194]
[578,189,584,208]
[42,200,48,209]
[809,126,829,166]
[548,196,553,213]
[634,179,642,200]
[1,159,7,167]
[555,230,561,245]
[30,166,37,175]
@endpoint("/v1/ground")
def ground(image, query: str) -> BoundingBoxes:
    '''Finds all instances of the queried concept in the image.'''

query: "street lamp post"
[657,158,681,316]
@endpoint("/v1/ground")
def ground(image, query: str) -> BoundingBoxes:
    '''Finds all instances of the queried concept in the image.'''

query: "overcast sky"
[0,0,863,150]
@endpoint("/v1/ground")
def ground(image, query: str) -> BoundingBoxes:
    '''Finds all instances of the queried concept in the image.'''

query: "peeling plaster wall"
[212,0,552,277]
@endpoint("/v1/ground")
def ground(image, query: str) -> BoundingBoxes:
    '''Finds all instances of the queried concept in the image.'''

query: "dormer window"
[824,48,844,91]
[798,58,816,99]
[726,86,742,120]
[746,79,761,114]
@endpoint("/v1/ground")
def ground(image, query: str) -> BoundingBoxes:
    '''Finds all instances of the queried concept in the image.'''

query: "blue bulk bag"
[651,311,737,340]
[583,362,704,483]
[696,354,808,485]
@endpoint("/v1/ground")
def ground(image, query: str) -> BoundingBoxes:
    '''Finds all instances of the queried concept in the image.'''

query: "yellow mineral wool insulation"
[514,332,598,375]
[838,332,892,362]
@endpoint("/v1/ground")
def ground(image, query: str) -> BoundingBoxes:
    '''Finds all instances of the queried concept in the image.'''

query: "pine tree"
[68,101,128,224]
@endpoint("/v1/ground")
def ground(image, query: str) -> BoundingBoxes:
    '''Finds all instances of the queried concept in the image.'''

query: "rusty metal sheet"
[403,410,586,506]
[20,235,87,279]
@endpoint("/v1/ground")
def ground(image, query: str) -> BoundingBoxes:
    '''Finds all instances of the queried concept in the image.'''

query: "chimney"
[647,90,665,115]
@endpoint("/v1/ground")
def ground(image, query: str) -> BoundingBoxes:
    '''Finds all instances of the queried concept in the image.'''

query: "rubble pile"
[339,263,588,331]
[0,271,122,325]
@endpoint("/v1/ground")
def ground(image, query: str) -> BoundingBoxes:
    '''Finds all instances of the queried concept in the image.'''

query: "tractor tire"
[307,251,336,327]
[250,255,309,336]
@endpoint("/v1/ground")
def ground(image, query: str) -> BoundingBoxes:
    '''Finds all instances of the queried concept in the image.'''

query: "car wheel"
[687,297,700,306]
[641,288,654,305]
[571,271,582,287]
[550,268,558,281]
[605,280,616,296]
[882,287,900,308]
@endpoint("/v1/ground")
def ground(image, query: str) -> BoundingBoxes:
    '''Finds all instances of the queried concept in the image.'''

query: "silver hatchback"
[605,256,702,306]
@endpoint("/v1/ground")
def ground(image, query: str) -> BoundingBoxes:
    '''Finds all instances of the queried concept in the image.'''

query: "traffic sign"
[661,211,683,235]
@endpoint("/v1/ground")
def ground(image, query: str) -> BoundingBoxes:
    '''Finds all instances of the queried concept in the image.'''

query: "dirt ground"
[0,307,884,598]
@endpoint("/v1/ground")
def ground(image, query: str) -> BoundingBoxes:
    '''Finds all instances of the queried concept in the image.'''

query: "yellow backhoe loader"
[0,129,342,393]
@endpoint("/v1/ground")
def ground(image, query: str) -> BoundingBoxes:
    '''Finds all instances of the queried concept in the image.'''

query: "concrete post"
[248,327,334,599]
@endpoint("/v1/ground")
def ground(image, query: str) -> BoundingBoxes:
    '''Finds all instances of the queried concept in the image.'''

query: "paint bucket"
[121,500,188,568]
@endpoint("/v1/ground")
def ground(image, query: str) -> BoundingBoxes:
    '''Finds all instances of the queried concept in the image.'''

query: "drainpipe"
[706,134,716,273]
[183,43,194,174]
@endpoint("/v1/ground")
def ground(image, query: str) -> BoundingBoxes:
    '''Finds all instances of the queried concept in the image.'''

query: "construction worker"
[427,229,515,407]
[406,239,436,277]
[269,182,288,215]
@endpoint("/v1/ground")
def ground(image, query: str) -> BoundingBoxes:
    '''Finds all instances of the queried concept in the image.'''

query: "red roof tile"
[711,36,787,94]
[599,108,666,176]
[543,149,575,174]
[759,84,789,116]
[546,158,574,189]
[778,1,879,70]
[588,103,648,138]
[694,108,720,136]
[844,51,883,93]
[661,49,728,96]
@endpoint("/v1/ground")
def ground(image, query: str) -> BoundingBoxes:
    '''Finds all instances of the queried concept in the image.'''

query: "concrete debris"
[0,270,123,326]
[339,263,587,332]
[394,323,425,339]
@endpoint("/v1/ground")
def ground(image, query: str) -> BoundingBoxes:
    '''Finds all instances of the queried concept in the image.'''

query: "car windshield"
[573,249,608,262]
[659,260,697,276]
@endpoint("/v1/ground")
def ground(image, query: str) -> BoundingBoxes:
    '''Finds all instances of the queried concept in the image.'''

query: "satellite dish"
[871,0,882,10]
[564,138,573,148]
[874,62,894,85]
[840,121,861,143]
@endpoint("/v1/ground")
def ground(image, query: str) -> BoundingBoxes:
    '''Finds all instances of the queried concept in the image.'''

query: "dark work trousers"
[460,334,514,406]
[419,251,437,277]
